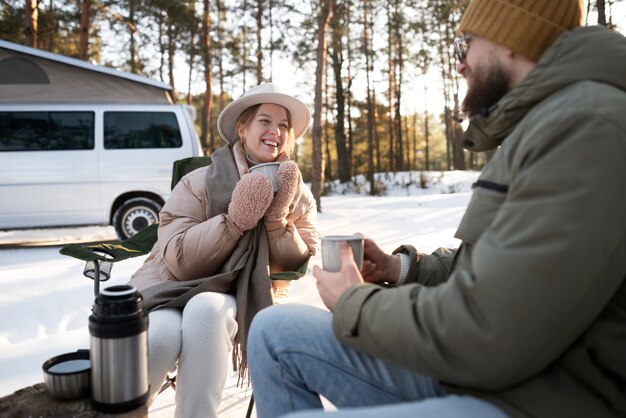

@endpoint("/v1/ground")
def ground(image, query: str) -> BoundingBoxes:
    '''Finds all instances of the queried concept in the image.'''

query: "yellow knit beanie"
[459,0,584,62]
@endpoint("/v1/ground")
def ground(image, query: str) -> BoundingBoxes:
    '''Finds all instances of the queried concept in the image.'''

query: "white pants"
[147,292,238,418]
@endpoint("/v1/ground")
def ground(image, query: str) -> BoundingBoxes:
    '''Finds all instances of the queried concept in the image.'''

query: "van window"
[0,111,94,151]
[104,111,183,149]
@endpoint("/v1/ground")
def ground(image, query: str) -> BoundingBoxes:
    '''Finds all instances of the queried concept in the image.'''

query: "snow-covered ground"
[0,170,479,416]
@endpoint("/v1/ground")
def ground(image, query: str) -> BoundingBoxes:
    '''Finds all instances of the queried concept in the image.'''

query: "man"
[247,1,626,417]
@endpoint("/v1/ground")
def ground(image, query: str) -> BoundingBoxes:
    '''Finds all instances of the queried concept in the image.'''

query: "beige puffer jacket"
[128,143,319,302]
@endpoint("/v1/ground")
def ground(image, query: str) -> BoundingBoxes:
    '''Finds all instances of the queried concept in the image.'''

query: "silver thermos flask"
[89,284,149,412]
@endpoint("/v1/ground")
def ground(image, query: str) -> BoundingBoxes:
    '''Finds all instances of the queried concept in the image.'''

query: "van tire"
[113,197,162,240]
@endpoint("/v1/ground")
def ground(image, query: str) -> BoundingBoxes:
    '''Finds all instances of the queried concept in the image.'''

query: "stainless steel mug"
[89,285,149,413]
[321,235,365,272]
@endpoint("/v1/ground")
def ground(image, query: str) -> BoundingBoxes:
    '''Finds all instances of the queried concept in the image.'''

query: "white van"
[0,103,203,240]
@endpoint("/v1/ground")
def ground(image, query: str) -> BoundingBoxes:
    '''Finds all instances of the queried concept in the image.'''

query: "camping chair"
[59,155,309,416]
[60,156,214,298]
[59,156,213,396]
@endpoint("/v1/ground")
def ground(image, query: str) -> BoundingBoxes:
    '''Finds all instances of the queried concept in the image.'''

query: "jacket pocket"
[455,181,508,244]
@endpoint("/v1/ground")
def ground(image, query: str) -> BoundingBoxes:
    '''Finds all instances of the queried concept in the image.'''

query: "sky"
[0,170,479,416]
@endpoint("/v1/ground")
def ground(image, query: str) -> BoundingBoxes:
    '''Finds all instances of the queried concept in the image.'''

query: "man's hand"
[313,241,364,312]
[360,237,401,285]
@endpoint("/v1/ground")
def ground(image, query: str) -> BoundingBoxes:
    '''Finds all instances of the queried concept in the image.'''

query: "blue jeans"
[247,304,510,418]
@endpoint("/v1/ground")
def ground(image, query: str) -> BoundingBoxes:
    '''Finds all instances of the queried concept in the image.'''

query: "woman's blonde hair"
[236,104,296,156]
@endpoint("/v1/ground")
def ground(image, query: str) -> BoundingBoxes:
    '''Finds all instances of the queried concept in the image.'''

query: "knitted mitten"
[264,161,300,228]
[227,173,274,231]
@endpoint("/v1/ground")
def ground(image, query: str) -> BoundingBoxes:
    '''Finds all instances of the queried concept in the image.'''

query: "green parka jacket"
[333,26,626,418]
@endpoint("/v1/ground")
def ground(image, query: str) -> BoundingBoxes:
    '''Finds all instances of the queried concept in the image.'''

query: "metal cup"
[321,235,364,272]
[42,349,91,400]
[248,162,280,192]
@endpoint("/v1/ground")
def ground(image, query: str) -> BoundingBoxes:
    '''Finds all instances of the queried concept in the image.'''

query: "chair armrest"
[59,222,158,263]
[269,256,310,281]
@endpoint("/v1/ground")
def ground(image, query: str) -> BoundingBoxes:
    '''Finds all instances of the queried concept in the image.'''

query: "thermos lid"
[91,285,146,319]
[101,286,136,297]
[89,285,148,338]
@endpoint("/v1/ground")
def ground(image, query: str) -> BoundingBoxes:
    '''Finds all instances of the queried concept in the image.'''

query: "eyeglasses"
[454,34,473,64]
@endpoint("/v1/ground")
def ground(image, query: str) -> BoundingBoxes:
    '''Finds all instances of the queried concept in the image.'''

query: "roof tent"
[0,40,172,104]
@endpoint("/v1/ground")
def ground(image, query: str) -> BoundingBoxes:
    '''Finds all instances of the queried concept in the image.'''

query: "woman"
[127,83,319,418]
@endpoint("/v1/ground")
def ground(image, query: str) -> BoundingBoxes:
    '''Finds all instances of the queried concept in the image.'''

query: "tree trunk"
[242,0,248,91]
[596,0,607,26]
[41,0,52,51]
[256,0,263,83]
[187,1,197,105]
[387,2,396,173]
[201,0,213,152]
[330,6,350,183]
[217,0,225,145]
[403,106,409,169]
[268,0,274,80]
[395,52,403,171]
[167,20,177,102]
[437,31,452,170]
[373,84,381,174]
[158,12,165,82]
[79,0,90,61]
[446,22,465,170]
[452,98,465,170]
[363,0,376,194]
[324,59,332,180]
[424,90,430,171]
[407,109,418,170]
[346,0,354,180]
[393,0,404,171]
[128,0,138,73]
[311,0,333,211]
[24,0,38,48]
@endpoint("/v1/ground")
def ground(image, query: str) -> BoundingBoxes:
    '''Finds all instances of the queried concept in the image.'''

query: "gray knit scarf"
[141,144,273,380]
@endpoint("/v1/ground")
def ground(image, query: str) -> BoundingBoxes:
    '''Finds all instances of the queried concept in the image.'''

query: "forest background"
[1,0,624,211]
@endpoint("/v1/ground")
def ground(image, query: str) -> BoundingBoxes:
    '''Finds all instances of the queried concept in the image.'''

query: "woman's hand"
[264,161,301,229]
[227,173,274,231]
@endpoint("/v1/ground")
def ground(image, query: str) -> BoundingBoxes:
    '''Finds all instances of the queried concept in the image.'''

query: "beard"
[462,59,511,117]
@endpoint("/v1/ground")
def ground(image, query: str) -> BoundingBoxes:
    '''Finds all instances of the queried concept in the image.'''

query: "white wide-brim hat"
[217,83,312,144]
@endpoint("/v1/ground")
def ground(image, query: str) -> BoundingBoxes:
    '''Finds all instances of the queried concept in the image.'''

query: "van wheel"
[113,197,161,240]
